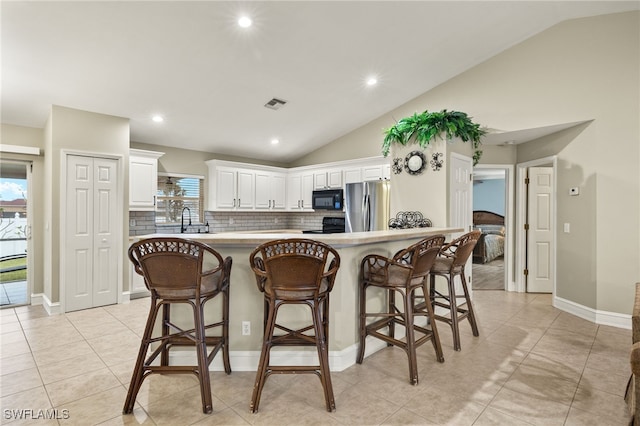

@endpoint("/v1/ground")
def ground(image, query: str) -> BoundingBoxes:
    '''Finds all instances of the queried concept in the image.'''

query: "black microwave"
[312,189,344,210]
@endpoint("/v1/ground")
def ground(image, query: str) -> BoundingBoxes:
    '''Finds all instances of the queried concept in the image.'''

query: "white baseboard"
[554,295,631,329]
[120,291,131,304]
[38,293,62,315]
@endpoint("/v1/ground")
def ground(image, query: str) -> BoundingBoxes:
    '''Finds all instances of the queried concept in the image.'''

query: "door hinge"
[524,269,529,276]
[524,223,529,230]
[525,177,530,184]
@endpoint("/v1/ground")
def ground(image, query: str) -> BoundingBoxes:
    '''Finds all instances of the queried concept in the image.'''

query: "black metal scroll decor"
[388,211,433,229]
[431,153,443,171]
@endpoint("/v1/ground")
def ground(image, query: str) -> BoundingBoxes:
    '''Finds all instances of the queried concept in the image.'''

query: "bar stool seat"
[356,235,445,385]
[427,230,481,351]
[123,238,232,415]
[249,239,340,413]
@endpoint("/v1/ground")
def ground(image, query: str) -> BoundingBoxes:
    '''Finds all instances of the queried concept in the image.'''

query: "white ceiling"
[2,1,638,163]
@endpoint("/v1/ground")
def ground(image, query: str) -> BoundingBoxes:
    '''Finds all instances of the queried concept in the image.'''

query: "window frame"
[155,172,205,225]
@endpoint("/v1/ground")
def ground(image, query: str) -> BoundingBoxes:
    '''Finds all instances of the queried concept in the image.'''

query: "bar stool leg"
[250,299,278,413]
[447,273,462,351]
[123,298,160,414]
[388,289,396,344]
[312,298,336,411]
[460,271,480,337]
[356,282,367,364]
[422,281,444,363]
[193,300,213,414]
[221,288,232,374]
[160,303,170,366]
[402,289,419,385]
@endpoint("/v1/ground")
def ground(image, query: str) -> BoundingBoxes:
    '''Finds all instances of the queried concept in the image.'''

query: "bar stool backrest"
[129,238,225,298]
[443,230,482,270]
[394,235,446,281]
[250,239,340,300]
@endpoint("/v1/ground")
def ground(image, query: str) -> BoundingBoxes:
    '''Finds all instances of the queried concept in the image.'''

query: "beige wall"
[47,106,130,305]
[294,11,640,314]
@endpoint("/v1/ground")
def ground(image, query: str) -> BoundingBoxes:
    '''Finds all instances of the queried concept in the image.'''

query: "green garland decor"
[382,109,486,165]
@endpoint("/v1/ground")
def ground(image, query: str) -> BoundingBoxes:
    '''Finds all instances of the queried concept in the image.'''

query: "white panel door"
[66,155,119,312]
[92,158,118,307]
[450,155,473,236]
[527,167,554,293]
[449,154,473,297]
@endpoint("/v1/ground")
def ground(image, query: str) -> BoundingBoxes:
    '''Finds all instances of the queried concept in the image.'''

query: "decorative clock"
[404,151,427,175]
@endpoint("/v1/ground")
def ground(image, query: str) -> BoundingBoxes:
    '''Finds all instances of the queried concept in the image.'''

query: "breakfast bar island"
[130,227,463,371]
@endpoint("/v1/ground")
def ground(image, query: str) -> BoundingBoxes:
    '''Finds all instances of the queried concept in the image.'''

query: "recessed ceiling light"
[152,115,164,123]
[271,138,280,145]
[366,77,378,86]
[238,16,252,28]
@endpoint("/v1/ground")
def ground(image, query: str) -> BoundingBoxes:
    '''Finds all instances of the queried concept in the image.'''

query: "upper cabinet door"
[129,149,164,211]
[255,171,286,209]
[271,173,287,209]
[215,167,238,209]
[236,169,255,209]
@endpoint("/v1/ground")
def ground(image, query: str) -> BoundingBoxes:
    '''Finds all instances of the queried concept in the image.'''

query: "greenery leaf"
[382,109,486,165]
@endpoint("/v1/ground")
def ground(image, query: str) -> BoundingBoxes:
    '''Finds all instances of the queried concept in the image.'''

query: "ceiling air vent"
[264,98,287,110]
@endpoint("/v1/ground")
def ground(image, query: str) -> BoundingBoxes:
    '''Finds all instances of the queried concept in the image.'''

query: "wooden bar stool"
[356,235,445,385]
[249,239,340,413]
[123,238,232,415]
[427,230,481,351]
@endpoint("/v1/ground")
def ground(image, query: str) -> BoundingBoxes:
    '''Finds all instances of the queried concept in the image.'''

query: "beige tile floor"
[0,291,632,425]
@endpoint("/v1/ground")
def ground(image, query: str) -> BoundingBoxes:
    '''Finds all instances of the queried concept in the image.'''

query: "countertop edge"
[129,227,464,248]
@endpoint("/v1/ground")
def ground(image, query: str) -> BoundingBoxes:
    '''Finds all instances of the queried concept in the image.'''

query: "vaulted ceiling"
[3,1,638,163]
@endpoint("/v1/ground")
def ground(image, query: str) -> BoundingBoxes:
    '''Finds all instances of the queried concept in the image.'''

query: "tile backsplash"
[129,210,344,236]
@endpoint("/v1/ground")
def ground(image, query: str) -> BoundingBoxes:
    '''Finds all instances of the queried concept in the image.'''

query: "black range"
[302,217,345,234]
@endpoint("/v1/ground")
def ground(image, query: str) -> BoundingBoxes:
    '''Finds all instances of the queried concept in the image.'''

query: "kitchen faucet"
[181,207,191,233]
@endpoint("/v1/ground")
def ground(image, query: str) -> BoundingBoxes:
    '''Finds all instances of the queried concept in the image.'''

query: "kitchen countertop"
[130,227,463,248]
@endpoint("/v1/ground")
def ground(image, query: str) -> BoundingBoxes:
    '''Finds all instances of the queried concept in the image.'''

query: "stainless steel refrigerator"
[345,180,391,232]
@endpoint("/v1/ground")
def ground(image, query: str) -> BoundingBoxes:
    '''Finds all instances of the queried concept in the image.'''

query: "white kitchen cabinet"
[343,167,363,184]
[343,157,391,184]
[255,171,287,210]
[215,166,255,210]
[206,159,291,211]
[363,165,385,181]
[287,172,314,210]
[314,169,343,190]
[129,149,164,211]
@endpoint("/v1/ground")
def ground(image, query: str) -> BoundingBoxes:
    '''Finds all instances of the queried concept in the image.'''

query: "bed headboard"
[473,210,504,225]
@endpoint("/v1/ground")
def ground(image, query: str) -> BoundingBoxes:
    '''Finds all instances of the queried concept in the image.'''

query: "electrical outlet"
[242,321,250,336]
[274,218,279,224]
[300,217,304,224]
[229,217,234,225]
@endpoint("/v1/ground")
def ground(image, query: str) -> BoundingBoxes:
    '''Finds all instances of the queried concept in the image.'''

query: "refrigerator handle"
[363,194,370,231]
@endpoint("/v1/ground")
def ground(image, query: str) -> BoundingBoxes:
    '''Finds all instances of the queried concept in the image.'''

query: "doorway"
[0,160,30,307]
[471,165,515,291]
[472,168,506,290]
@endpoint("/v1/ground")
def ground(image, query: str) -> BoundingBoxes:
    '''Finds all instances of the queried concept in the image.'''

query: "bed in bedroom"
[473,210,505,264]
